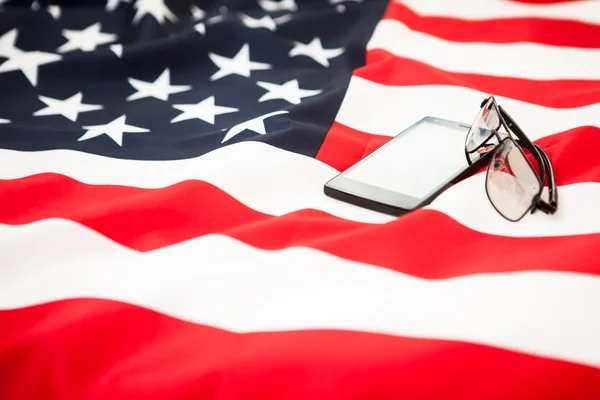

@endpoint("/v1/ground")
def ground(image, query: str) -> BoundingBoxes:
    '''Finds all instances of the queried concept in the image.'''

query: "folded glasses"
[465,96,558,222]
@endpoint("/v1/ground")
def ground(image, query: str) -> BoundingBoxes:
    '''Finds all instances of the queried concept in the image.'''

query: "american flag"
[1,0,600,398]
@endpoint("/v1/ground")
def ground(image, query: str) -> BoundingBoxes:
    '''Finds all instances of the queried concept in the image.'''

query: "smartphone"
[323,116,493,216]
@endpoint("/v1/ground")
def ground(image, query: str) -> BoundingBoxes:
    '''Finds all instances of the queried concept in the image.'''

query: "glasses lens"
[486,139,542,221]
[466,97,501,153]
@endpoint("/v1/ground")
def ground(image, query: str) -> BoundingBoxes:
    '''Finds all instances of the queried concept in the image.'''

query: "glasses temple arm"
[534,144,558,212]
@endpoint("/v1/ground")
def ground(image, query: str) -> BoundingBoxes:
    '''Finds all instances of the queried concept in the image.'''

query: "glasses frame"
[465,96,558,222]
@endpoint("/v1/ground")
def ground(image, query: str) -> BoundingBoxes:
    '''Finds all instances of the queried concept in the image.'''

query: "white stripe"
[398,0,600,25]
[336,76,600,137]
[2,138,599,237]
[1,219,599,367]
[0,142,393,224]
[429,174,600,237]
[367,19,600,80]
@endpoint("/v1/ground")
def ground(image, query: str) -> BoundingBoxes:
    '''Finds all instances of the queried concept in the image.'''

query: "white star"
[57,23,117,53]
[222,110,288,143]
[106,0,131,11]
[208,44,271,81]
[194,22,206,35]
[273,14,293,24]
[0,29,61,86]
[171,96,238,124]
[110,44,123,57]
[258,0,297,12]
[256,79,322,105]
[127,68,191,101]
[0,118,10,124]
[34,92,103,122]
[80,115,149,146]
[133,0,177,24]
[239,14,276,31]
[206,15,225,24]
[289,37,344,67]
[190,4,206,20]
[0,28,19,58]
[31,0,40,11]
[47,5,61,19]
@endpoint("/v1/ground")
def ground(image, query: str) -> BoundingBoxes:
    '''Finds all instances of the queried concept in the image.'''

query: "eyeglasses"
[465,96,558,222]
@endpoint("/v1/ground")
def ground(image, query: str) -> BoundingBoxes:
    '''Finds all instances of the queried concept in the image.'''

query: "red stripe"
[320,123,599,181]
[1,299,599,400]
[3,175,600,278]
[357,50,600,109]
[383,2,600,48]
[2,127,600,279]
[316,122,390,171]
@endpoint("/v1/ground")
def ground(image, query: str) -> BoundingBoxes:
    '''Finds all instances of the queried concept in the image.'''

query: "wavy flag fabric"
[1,0,600,398]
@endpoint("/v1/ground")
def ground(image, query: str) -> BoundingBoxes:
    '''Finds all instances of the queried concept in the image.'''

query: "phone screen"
[343,119,473,199]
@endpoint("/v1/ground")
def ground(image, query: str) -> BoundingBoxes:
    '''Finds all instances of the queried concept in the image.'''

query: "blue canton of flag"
[0,0,386,160]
